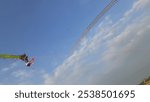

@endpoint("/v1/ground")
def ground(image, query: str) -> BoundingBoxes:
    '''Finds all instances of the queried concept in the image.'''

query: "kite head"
[26,58,35,67]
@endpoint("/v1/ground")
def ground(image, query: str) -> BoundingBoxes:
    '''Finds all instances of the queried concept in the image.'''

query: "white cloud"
[0,62,18,72]
[44,0,150,84]
[11,70,31,79]
[125,0,148,15]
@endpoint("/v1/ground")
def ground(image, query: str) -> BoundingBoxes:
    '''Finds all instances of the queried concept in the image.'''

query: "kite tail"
[0,54,21,59]
[0,54,33,67]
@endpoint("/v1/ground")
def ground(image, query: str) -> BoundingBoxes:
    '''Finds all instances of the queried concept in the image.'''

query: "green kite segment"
[0,54,20,59]
[0,54,34,67]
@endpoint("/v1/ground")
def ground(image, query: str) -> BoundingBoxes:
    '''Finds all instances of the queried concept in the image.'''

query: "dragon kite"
[0,54,34,67]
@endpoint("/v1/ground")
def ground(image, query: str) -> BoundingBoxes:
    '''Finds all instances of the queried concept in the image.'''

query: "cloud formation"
[0,61,44,84]
[44,0,150,84]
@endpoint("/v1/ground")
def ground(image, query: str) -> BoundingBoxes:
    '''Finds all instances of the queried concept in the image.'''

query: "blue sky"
[0,0,150,84]
[0,0,110,68]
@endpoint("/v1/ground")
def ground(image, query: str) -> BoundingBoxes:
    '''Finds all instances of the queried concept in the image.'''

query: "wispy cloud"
[44,0,150,84]
[0,62,18,72]
[11,70,31,79]
[0,61,44,84]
